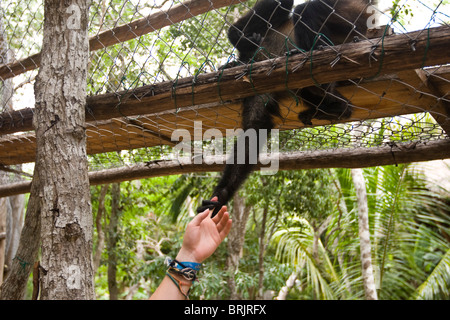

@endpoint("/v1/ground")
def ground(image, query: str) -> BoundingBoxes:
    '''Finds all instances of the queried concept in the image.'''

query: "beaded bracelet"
[165,257,201,281]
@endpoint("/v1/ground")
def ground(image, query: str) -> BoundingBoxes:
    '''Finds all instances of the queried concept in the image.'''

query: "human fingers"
[219,216,232,240]
[212,205,227,224]
[216,210,230,232]
[190,208,210,226]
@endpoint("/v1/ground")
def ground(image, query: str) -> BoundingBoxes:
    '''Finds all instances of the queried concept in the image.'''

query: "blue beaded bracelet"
[165,257,202,271]
[179,261,202,271]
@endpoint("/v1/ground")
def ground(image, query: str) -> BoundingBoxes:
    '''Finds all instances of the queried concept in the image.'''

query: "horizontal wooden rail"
[1,139,449,198]
[1,26,449,136]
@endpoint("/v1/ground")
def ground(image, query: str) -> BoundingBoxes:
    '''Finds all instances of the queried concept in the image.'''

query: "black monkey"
[198,0,372,216]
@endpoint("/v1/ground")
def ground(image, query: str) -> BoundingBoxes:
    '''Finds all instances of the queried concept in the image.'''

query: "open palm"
[176,199,232,263]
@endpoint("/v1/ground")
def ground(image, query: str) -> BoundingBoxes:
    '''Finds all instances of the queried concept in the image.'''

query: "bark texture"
[226,193,251,300]
[0,197,6,285]
[351,168,378,300]
[34,0,94,300]
[107,183,120,300]
[0,173,41,300]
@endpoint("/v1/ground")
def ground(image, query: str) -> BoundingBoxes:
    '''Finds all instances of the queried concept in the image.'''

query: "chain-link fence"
[0,0,449,189]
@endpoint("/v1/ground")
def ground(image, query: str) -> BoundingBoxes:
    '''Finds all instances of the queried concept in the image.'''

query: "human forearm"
[149,206,232,300]
[149,272,192,300]
[149,250,199,300]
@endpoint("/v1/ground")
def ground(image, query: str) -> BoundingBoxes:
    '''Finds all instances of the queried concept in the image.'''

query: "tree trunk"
[107,183,121,300]
[257,205,268,299]
[3,194,25,282]
[35,0,93,300]
[0,197,7,286]
[93,184,109,272]
[351,168,378,300]
[330,172,353,296]
[0,172,41,300]
[276,270,297,300]
[0,1,26,287]
[226,192,251,300]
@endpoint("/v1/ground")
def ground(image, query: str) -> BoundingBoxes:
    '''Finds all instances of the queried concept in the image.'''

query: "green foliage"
[264,164,450,300]
[391,0,415,23]
[90,158,450,300]
[91,175,186,299]
[3,0,43,58]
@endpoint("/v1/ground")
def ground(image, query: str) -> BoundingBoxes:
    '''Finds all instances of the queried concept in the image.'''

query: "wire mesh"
[0,0,449,183]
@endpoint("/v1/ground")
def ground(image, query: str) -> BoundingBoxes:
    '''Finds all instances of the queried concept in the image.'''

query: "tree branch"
[0,139,448,198]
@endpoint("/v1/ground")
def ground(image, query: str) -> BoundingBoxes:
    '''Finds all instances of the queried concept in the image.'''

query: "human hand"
[176,197,232,264]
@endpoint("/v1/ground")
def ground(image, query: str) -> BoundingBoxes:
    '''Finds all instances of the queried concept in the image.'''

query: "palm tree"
[272,164,450,300]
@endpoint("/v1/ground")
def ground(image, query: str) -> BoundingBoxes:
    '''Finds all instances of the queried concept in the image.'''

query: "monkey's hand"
[218,60,242,70]
[298,111,313,126]
[247,32,262,46]
[287,48,304,56]
[196,199,221,214]
[196,193,228,218]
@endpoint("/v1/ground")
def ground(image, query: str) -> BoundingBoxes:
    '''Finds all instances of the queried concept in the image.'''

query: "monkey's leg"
[197,94,278,216]
[298,84,352,125]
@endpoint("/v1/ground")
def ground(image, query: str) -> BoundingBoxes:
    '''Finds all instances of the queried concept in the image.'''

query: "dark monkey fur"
[197,0,372,216]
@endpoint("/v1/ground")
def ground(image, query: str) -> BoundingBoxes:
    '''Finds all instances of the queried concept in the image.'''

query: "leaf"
[414,247,450,300]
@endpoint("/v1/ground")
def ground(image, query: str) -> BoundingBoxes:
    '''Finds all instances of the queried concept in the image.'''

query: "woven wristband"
[165,257,202,271]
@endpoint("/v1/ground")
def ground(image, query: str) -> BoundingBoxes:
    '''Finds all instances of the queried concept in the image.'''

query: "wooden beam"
[0,0,241,81]
[81,26,450,124]
[89,0,241,51]
[1,26,449,136]
[1,67,449,166]
[1,139,449,198]
[397,68,450,136]
[425,73,450,136]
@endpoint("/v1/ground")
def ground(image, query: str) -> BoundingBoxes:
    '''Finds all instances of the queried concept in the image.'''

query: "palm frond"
[273,217,337,299]
[414,247,450,300]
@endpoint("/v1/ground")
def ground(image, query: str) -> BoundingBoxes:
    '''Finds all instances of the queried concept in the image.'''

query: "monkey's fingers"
[196,200,220,214]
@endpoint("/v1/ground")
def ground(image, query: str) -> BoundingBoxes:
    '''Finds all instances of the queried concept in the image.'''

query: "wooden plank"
[397,68,450,136]
[1,65,450,166]
[89,0,241,51]
[2,139,449,198]
[1,26,450,136]
[83,26,450,123]
[0,72,448,166]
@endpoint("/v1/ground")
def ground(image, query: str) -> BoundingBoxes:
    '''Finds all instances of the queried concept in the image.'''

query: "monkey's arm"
[197,94,279,216]
[228,0,294,62]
